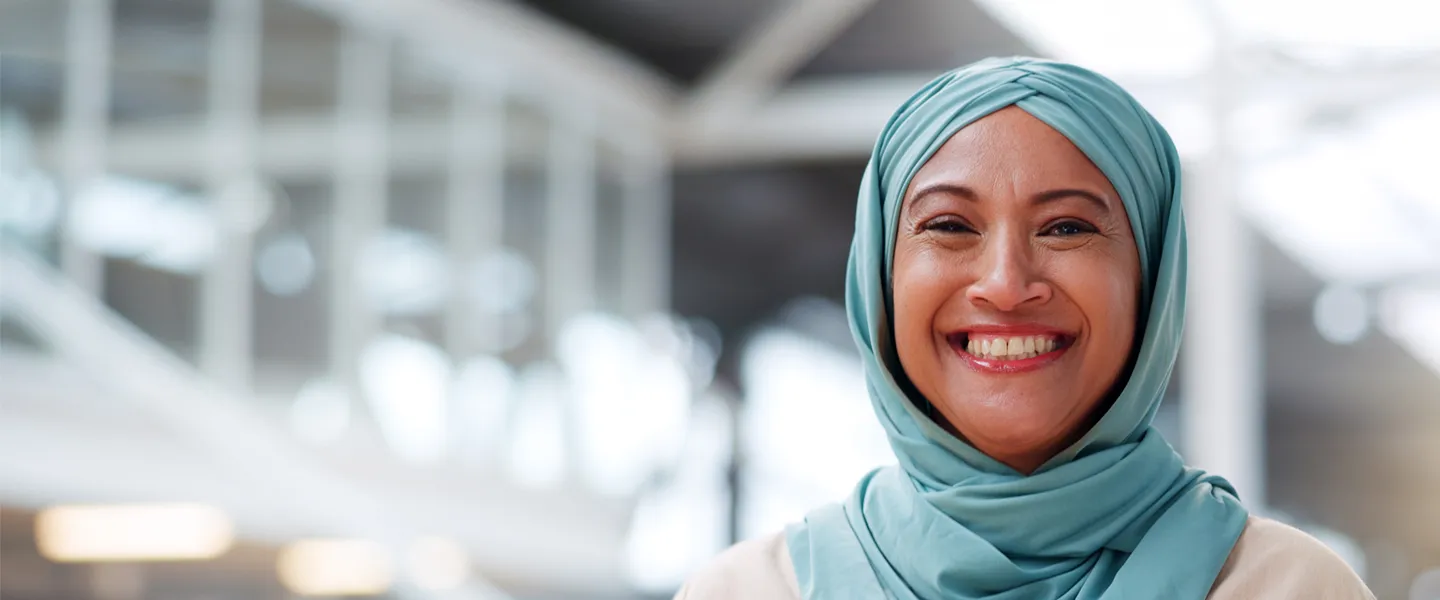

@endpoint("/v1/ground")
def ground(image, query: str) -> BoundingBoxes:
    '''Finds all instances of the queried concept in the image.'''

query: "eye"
[1041,219,1098,237]
[921,216,976,235]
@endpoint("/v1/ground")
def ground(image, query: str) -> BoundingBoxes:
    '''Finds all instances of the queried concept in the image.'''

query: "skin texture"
[891,106,1142,474]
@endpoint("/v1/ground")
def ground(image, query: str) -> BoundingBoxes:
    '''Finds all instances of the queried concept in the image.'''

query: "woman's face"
[892,106,1141,474]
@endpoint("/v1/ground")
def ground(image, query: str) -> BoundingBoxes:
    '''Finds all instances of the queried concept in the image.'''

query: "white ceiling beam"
[57,0,111,295]
[290,0,676,129]
[34,102,887,178]
[38,65,1440,176]
[676,73,924,165]
[34,113,546,181]
[682,0,878,126]
[35,74,910,178]
[0,248,633,595]
[676,61,1440,165]
[0,373,632,594]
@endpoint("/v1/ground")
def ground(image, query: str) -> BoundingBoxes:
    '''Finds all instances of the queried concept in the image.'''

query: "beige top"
[675,517,1374,599]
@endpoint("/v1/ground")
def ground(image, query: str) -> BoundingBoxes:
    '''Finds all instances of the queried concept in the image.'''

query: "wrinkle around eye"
[1040,219,1099,237]
[924,220,976,235]
[913,211,978,234]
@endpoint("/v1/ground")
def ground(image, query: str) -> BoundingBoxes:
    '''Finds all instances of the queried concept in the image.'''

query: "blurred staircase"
[0,243,635,597]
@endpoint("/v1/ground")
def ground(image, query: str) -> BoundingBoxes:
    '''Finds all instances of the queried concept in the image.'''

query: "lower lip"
[953,344,1068,374]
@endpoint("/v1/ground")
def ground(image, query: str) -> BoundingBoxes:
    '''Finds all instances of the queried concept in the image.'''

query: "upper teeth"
[966,335,1058,360]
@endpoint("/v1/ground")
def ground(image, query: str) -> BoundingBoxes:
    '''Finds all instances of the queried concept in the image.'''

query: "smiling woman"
[893,106,1141,475]
[675,58,1374,600]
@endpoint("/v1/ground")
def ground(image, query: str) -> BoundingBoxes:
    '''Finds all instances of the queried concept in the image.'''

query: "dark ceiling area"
[515,0,1037,383]
[671,160,865,380]
[518,0,1035,85]
[518,0,772,84]
[795,0,1033,78]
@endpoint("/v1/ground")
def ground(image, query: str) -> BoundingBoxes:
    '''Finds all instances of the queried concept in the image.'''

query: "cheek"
[891,246,961,358]
[1100,279,1139,354]
[1055,253,1139,364]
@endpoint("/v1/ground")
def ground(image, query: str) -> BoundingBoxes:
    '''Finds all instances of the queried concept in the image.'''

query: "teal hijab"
[784,57,1248,599]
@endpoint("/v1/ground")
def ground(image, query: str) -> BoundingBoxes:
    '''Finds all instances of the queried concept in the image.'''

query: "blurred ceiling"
[0,508,294,600]
[2,0,1438,595]
[4,0,1437,424]
[520,0,1032,83]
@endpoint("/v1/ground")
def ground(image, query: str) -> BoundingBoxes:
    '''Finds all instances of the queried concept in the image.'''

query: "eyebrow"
[908,183,1113,214]
[1033,188,1113,214]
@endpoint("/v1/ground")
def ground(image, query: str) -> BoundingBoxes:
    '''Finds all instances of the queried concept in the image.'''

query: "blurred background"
[1,0,1438,598]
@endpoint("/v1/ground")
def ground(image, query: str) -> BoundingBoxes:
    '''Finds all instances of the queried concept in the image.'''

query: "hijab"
[784,57,1248,600]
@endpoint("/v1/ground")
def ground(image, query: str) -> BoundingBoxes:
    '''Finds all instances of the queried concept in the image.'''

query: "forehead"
[907,106,1116,197]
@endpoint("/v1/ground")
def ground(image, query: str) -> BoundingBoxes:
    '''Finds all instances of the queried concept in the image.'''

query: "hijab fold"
[785,57,1248,600]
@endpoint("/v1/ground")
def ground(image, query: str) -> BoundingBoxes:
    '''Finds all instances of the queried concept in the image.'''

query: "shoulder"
[673,531,801,600]
[1209,516,1375,599]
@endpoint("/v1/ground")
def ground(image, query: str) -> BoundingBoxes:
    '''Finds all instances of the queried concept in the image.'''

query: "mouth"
[945,329,1074,374]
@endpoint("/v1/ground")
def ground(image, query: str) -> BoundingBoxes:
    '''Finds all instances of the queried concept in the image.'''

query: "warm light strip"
[35,503,235,563]
[277,539,394,597]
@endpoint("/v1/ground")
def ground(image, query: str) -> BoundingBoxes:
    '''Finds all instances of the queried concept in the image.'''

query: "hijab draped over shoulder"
[785,57,1249,600]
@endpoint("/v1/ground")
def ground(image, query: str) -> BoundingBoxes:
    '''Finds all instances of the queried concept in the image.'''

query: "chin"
[939,395,1078,466]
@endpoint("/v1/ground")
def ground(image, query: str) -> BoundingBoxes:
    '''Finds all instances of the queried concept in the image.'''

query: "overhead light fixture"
[1242,96,1440,290]
[35,503,234,563]
[468,248,537,315]
[1352,98,1440,227]
[0,170,61,238]
[1241,136,1439,284]
[508,362,569,489]
[255,232,317,297]
[1312,285,1370,345]
[624,394,733,593]
[358,334,451,464]
[0,110,62,238]
[1216,0,1440,55]
[557,312,692,496]
[277,539,393,597]
[68,176,218,274]
[1378,287,1440,376]
[1413,568,1440,600]
[289,378,353,445]
[451,355,516,463]
[970,0,1213,77]
[357,229,450,316]
[739,325,895,539]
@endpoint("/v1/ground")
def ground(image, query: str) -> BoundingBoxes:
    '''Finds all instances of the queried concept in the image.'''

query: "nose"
[964,230,1051,311]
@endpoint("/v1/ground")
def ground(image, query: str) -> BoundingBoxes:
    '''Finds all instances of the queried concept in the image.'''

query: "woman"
[676,58,1373,599]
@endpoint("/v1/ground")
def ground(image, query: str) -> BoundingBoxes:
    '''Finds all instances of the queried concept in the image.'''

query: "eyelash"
[1041,219,1099,237]
[919,218,1099,237]
[920,217,975,234]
